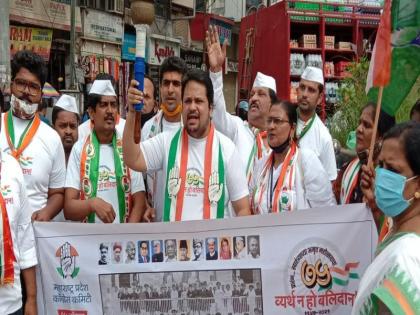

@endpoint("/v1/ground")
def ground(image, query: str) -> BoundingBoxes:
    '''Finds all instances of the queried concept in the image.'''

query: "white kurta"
[250,148,336,213]
[0,154,37,314]
[297,115,337,181]
[352,233,420,315]
[78,118,126,141]
[0,113,66,216]
[140,129,249,221]
[65,133,145,223]
[210,71,270,171]
[141,112,181,222]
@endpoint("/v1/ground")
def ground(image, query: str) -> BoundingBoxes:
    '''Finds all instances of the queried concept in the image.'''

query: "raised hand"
[60,242,74,278]
[168,166,181,199]
[209,171,223,204]
[205,25,227,73]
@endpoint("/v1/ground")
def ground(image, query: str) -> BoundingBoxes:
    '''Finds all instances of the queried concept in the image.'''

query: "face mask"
[11,94,38,118]
[269,130,291,154]
[375,167,417,217]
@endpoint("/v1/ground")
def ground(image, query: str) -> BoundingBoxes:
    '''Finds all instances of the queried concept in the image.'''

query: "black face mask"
[141,110,156,128]
[269,130,291,153]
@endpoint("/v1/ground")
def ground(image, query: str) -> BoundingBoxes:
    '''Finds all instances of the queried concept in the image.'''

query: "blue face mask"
[375,167,417,217]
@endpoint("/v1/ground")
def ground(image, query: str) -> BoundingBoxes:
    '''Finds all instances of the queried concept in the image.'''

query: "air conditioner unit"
[108,0,124,14]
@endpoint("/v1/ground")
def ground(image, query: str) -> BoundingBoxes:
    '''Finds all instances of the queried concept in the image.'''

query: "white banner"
[82,9,124,44]
[34,204,377,315]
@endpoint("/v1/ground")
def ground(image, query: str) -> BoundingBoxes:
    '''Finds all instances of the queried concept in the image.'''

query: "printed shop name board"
[10,26,53,61]
[34,204,377,314]
[148,35,181,66]
[82,9,123,44]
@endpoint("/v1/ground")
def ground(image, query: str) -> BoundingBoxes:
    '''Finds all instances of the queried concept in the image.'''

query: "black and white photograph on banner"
[99,269,263,315]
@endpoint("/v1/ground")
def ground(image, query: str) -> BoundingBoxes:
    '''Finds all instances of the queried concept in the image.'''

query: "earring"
[414,191,420,199]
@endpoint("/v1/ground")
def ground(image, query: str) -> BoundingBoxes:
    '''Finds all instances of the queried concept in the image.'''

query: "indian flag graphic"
[330,262,360,287]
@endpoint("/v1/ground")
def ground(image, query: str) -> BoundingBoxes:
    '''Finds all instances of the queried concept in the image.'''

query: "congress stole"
[252,142,298,214]
[163,125,225,222]
[0,178,16,285]
[80,131,132,223]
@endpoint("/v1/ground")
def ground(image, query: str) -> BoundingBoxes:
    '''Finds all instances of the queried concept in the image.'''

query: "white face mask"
[11,94,39,118]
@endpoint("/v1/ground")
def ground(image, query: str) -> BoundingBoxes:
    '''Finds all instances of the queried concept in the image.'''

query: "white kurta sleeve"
[17,179,37,270]
[140,132,166,172]
[129,169,145,194]
[209,71,244,141]
[65,141,82,190]
[225,147,249,202]
[301,149,337,207]
[321,134,338,181]
[48,137,66,189]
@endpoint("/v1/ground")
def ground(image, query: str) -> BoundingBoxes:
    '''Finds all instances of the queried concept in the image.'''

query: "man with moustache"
[0,50,66,222]
[52,94,79,165]
[206,26,276,184]
[141,57,187,222]
[140,75,158,128]
[78,73,126,141]
[64,79,147,223]
[296,66,337,181]
[124,69,250,221]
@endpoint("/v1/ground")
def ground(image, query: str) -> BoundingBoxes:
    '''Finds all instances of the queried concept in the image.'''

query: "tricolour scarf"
[4,111,41,161]
[163,125,225,222]
[80,131,132,223]
[0,162,16,285]
[252,142,299,214]
[340,158,361,204]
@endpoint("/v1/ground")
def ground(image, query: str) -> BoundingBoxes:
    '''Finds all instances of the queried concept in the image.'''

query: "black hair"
[11,50,47,87]
[363,102,396,138]
[87,93,103,110]
[95,73,116,86]
[318,83,324,94]
[144,74,156,100]
[410,99,420,119]
[181,69,214,107]
[52,106,80,125]
[268,88,278,104]
[383,121,420,175]
[270,100,298,126]
[160,56,187,83]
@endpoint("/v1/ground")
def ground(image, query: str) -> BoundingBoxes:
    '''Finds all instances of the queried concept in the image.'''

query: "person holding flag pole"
[353,0,420,313]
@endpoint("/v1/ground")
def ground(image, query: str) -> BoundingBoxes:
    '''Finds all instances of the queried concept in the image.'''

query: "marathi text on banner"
[34,204,377,314]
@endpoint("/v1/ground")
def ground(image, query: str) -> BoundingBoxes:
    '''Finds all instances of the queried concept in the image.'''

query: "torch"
[130,0,155,143]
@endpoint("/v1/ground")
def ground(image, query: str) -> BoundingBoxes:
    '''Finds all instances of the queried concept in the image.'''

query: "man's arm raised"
[123,79,148,172]
[206,25,243,140]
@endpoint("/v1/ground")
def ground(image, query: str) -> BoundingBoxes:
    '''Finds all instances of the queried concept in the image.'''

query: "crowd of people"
[0,24,419,315]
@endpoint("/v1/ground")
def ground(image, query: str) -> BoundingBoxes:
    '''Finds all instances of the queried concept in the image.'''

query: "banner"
[10,26,53,61]
[34,204,377,315]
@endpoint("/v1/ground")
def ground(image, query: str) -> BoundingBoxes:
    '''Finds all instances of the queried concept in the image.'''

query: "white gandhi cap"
[54,94,79,114]
[301,66,324,85]
[89,80,116,96]
[252,72,277,93]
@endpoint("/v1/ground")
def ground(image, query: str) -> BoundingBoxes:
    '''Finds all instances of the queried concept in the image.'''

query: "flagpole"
[367,86,384,168]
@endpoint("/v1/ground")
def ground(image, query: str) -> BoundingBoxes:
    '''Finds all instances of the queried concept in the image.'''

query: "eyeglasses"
[266,117,290,126]
[13,78,41,96]
[141,247,148,250]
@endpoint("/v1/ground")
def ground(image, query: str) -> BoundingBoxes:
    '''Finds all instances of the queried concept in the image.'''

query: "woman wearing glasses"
[250,100,335,214]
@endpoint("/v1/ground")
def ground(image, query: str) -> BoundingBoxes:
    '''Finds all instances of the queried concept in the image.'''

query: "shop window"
[155,0,170,19]
[78,0,95,7]
[95,0,108,10]
[108,0,124,13]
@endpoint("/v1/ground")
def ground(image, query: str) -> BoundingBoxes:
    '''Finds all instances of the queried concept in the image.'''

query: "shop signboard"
[10,26,53,61]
